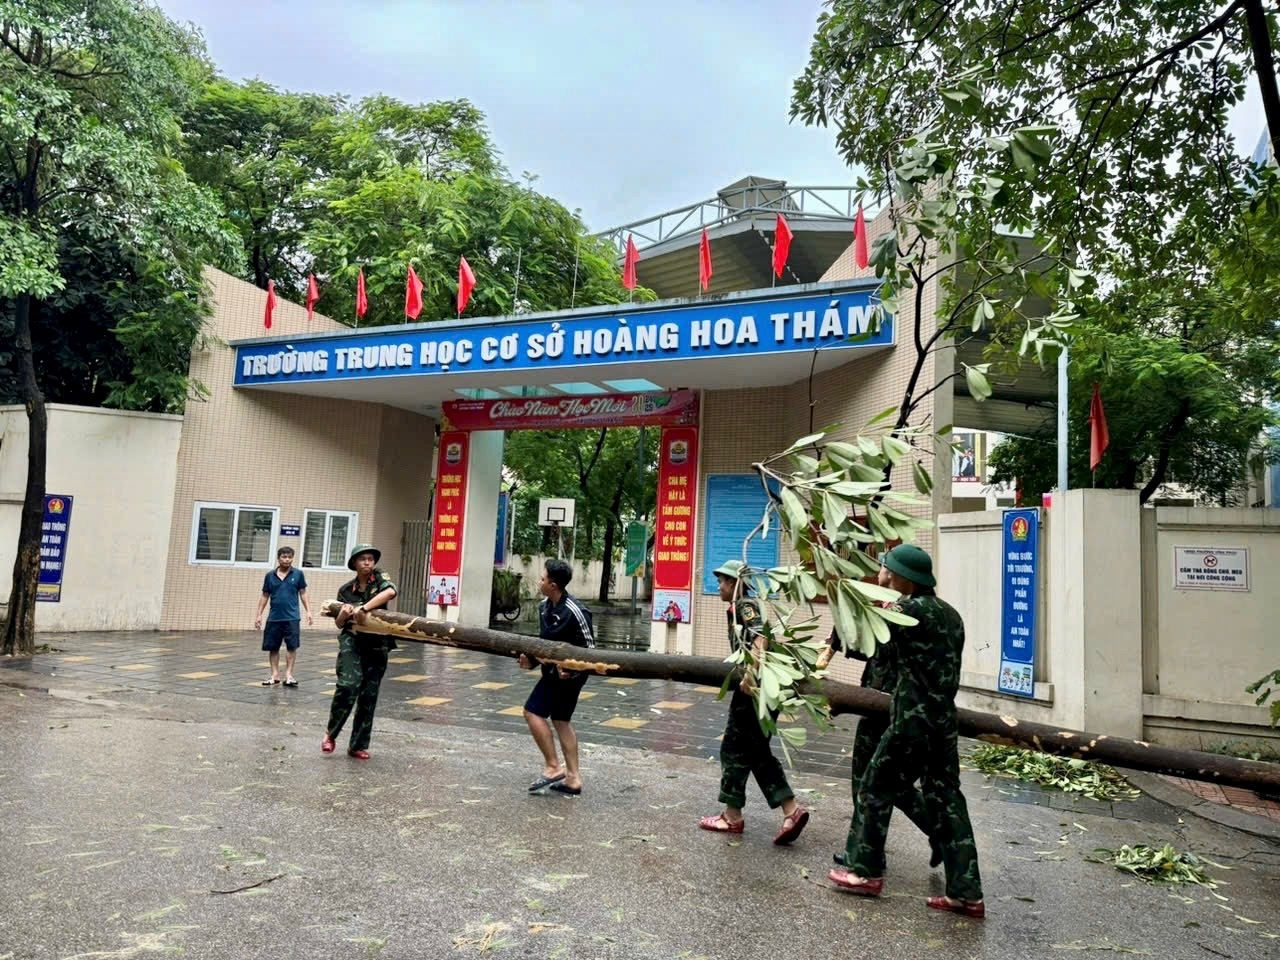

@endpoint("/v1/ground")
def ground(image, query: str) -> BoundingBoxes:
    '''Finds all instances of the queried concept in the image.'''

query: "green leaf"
[964,364,994,400]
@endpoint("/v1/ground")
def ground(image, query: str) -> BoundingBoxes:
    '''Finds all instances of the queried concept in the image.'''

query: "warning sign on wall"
[1173,546,1250,592]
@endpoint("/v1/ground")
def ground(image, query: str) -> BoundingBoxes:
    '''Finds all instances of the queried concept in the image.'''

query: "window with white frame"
[301,509,359,569]
[190,502,278,565]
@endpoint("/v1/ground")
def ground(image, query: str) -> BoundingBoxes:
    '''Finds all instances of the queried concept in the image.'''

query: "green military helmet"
[347,543,382,571]
[882,544,936,588]
[712,559,752,580]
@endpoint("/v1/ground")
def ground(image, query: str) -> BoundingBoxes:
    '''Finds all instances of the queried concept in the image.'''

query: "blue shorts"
[524,670,588,723]
[262,620,301,652]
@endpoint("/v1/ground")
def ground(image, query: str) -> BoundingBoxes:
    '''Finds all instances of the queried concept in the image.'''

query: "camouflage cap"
[712,559,751,580]
[347,543,381,570]
[882,544,935,588]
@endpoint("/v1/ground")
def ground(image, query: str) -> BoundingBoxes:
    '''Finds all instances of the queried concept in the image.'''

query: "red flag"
[772,213,793,278]
[263,280,276,330]
[405,264,424,320]
[1089,382,1110,472]
[622,234,640,290]
[854,205,869,270]
[355,268,368,321]
[305,273,319,322]
[698,227,713,292]
[457,256,476,314]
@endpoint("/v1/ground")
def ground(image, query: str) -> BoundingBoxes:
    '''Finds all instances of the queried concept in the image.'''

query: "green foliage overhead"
[0,1,238,412]
[792,0,1272,268]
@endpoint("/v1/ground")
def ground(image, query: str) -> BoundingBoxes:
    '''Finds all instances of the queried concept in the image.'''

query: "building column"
[450,430,503,628]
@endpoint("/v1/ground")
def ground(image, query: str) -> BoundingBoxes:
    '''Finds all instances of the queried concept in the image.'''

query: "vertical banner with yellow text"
[427,431,469,607]
[651,425,699,623]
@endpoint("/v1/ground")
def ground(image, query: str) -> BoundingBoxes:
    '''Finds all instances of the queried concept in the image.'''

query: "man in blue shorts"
[520,558,595,796]
[254,546,312,687]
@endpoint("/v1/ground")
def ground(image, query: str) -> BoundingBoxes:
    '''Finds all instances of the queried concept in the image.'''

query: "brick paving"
[1159,775,1280,823]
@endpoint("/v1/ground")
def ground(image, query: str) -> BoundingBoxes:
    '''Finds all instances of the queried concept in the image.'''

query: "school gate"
[227,278,916,655]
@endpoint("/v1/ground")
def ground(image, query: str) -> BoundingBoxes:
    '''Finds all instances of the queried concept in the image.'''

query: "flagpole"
[512,247,522,315]
[569,242,580,309]
[1057,343,1069,494]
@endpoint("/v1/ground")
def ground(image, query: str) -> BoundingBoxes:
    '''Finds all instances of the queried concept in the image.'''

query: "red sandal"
[773,804,810,845]
[321,734,335,754]
[698,813,744,834]
[926,896,985,919]
[827,868,884,897]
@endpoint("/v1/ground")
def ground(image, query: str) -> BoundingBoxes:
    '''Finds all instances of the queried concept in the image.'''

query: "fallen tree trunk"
[321,602,1280,793]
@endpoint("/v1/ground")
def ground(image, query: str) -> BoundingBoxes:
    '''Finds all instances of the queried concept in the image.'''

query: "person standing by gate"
[698,560,809,845]
[827,545,985,918]
[255,545,312,687]
[521,558,595,796]
[322,544,398,760]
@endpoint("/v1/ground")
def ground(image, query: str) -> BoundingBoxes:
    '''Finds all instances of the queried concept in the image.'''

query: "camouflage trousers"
[718,689,794,810]
[849,716,935,845]
[845,721,983,901]
[326,633,389,751]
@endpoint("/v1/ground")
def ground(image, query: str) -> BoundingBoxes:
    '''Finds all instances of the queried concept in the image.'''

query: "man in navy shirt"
[519,558,594,796]
[255,546,313,686]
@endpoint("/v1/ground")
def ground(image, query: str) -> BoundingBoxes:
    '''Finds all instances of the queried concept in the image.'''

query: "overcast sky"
[154,0,1267,233]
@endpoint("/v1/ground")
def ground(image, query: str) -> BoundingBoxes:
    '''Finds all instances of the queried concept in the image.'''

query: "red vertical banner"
[651,425,699,623]
[427,431,469,607]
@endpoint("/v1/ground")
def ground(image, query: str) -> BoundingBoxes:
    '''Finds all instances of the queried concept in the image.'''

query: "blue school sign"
[231,283,891,387]
[998,508,1040,697]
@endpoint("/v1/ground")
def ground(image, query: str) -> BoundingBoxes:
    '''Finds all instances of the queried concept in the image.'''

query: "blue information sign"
[702,475,780,594]
[998,508,1040,697]
[279,524,301,537]
[37,493,73,603]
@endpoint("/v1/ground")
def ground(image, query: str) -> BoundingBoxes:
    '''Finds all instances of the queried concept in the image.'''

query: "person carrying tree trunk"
[698,560,809,846]
[828,544,985,918]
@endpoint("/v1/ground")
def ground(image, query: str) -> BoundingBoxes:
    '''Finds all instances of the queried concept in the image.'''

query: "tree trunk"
[2,294,47,657]
[1243,0,1280,164]
[1139,397,1192,503]
[597,463,633,604]
[320,603,1280,793]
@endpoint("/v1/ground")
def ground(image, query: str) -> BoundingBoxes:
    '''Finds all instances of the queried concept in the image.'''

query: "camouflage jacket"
[337,570,399,649]
[726,598,765,654]
[881,589,965,739]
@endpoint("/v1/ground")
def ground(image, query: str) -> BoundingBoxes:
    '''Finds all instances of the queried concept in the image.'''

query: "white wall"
[1142,507,1280,748]
[506,552,650,605]
[938,492,1279,749]
[0,404,183,630]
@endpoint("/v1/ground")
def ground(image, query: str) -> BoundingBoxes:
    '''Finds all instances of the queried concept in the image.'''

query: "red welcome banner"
[427,431,469,607]
[651,425,698,623]
[443,389,699,432]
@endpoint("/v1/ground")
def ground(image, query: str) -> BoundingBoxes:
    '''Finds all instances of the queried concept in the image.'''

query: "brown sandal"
[926,895,985,919]
[773,805,810,845]
[698,813,744,833]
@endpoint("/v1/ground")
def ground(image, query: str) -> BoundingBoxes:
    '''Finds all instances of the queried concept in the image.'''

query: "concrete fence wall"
[504,553,651,606]
[938,490,1279,751]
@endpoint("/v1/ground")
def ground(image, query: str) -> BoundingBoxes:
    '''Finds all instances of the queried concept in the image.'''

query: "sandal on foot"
[262,678,280,686]
[528,772,566,792]
[698,813,744,834]
[773,805,810,845]
[828,869,884,897]
[321,734,335,754]
[926,896,985,919]
[550,782,582,796]
[348,748,370,760]
[283,677,298,687]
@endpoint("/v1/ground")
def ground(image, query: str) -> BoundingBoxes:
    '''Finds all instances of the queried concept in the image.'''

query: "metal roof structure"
[596,177,869,299]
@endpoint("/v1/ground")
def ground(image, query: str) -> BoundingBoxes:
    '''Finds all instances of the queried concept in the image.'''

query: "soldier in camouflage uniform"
[827,545,985,918]
[698,560,810,845]
[818,559,941,870]
[321,544,398,760]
